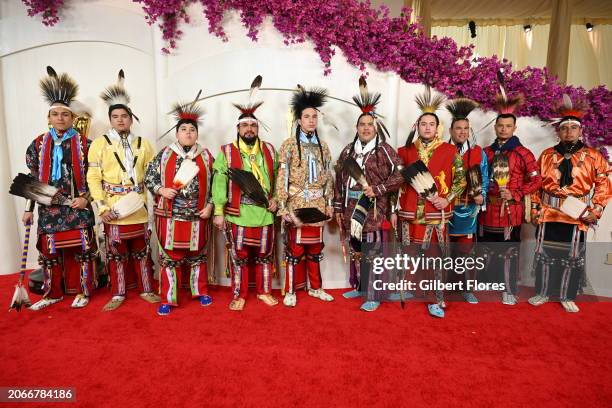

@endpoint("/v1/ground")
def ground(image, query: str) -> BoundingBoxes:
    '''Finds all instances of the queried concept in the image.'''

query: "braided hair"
[295,125,325,168]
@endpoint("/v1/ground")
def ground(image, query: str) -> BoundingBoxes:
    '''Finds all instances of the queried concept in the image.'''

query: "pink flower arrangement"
[21,0,611,148]
[22,0,64,26]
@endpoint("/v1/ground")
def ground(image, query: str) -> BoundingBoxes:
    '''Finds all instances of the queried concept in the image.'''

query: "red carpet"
[1,273,611,408]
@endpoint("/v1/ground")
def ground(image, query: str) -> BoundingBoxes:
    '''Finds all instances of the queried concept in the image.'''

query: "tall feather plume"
[47,65,57,78]
[227,168,269,208]
[100,69,130,107]
[359,76,368,102]
[354,76,389,138]
[40,65,78,107]
[415,85,445,114]
[294,207,329,224]
[496,70,507,101]
[234,75,270,132]
[494,70,524,115]
[562,93,572,111]
[248,74,262,100]
[9,173,71,206]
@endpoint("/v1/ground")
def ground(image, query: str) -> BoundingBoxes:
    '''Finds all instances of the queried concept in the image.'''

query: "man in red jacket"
[478,89,541,305]
[392,87,466,318]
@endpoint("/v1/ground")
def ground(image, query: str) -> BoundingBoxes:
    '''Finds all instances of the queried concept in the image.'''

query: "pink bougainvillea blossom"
[21,0,611,147]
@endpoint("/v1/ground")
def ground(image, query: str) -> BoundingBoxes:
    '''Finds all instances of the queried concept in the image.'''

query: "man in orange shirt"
[529,96,610,313]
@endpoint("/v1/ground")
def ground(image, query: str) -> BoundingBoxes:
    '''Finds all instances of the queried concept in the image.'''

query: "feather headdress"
[446,97,479,123]
[40,66,79,111]
[100,69,139,121]
[291,85,328,121]
[494,70,524,116]
[289,84,332,165]
[352,76,390,141]
[171,97,204,127]
[551,94,587,126]
[233,75,270,131]
[405,85,445,146]
[158,90,204,140]
[415,85,446,115]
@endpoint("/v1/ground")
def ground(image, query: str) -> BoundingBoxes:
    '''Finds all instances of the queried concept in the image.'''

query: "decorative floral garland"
[22,0,611,150]
[22,0,64,26]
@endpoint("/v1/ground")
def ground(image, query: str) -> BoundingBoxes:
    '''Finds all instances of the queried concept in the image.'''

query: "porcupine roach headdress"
[157,90,204,140]
[446,96,482,198]
[352,76,390,141]
[494,70,525,119]
[232,74,270,132]
[405,85,446,146]
[290,85,329,166]
[446,97,479,128]
[551,94,587,127]
[171,90,204,131]
[40,65,79,112]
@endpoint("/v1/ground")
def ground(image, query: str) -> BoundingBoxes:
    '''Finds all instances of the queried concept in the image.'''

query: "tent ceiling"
[427,0,612,20]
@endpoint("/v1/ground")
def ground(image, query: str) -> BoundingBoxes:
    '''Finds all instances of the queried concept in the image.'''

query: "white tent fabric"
[432,23,612,89]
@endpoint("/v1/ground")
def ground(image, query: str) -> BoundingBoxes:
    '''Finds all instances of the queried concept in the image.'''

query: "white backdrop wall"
[2,1,610,294]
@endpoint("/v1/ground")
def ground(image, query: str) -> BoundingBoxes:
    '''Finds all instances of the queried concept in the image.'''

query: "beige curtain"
[431,24,611,88]
[568,24,612,88]
[409,0,432,37]
[546,0,573,83]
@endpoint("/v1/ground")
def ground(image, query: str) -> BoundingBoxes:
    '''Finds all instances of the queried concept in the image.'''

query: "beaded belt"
[103,182,144,195]
[541,192,589,209]
[289,186,324,200]
[240,195,258,205]
[173,197,199,209]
